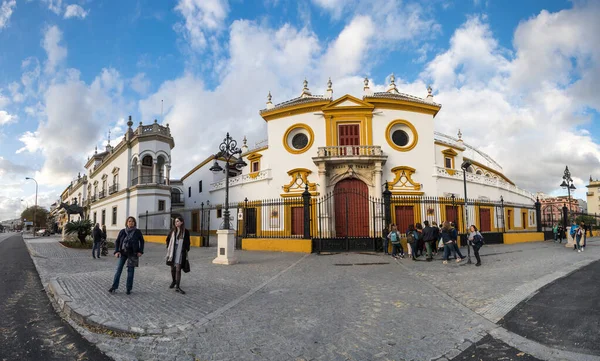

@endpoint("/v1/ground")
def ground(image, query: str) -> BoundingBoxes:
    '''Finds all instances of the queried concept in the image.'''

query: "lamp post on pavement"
[461,160,473,264]
[25,177,38,237]
[560,166,576,220]
[209,133,247,265]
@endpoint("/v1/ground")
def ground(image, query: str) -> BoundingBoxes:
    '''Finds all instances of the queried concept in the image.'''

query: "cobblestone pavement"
[25,236,600,361]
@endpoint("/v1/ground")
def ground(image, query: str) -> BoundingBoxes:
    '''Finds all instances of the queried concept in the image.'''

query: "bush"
[60,240,115,249]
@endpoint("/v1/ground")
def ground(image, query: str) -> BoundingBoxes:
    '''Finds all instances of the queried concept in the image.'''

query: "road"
[0,233,112,361]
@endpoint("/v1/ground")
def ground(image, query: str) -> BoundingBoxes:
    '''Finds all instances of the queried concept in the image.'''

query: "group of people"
[384,220,484,266]
[91,223,108,258]
[552,221,591,252]
[106,216,191,295]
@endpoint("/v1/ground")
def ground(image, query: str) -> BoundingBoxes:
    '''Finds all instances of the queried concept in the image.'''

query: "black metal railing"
[109,184,119,194]
[99,190,106,199]
[90,195,97,203]
[131,176,167,186]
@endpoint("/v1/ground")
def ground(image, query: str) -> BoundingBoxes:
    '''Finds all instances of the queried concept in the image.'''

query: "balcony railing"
[90,195,97,203]
[131,176,168,186]
[99,190,106,199]
[210,169,273,191]
[316,145,384,157]
[109,184,119,194]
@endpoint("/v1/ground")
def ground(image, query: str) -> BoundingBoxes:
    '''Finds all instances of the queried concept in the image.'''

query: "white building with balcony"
[182,77,536,236]
[78,117,175,238]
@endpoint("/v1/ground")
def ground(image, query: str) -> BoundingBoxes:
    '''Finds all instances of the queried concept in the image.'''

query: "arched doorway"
[334,178,370,238]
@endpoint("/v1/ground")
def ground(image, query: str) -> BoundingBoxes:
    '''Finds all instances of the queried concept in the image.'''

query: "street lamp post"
[461,160,473,264]
[25,177,38,237]
[560,166,576,226]
[209,133,247,265]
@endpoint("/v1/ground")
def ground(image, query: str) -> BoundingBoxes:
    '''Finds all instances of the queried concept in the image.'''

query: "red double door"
[334,179,370,237]
[338,124,360,155]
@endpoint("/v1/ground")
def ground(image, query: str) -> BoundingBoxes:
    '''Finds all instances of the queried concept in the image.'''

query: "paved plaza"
[23,235,600,361]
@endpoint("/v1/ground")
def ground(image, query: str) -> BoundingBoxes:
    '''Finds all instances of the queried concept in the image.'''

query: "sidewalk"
[25,235,600,361]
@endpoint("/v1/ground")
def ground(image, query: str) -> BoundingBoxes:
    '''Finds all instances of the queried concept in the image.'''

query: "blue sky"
[1,0,599,220]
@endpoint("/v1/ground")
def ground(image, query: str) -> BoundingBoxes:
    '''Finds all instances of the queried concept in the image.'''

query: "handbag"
[437,239,444,249]
[166,259,173,266]
[182,259,190,273]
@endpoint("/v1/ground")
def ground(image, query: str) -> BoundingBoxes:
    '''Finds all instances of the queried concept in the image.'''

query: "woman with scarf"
[108,216,145,295]
[467,225,483,266]
[165,216,190,294]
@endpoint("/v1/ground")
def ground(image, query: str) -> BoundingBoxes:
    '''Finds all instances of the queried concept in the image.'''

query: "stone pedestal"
[213,229,238,265]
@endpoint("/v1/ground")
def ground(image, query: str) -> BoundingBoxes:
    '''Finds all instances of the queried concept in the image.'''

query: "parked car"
[37,229,51,236]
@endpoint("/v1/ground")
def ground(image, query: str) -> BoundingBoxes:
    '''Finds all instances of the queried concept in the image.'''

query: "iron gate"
[312,179,385,252]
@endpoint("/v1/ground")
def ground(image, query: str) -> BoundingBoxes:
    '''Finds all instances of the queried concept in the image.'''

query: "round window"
[292,133,309,150]
[391,130,409,147]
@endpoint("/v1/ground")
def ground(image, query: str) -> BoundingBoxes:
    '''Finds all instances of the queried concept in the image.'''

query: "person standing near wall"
[109,216,144,295]
[92,223,102,259]
[165,216,191,294]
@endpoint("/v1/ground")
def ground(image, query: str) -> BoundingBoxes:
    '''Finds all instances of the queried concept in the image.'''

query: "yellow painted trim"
[385,119,418,152]
[322,94,374,111]
[388,166,422,192]
[503,232,544,244]
[280,192,319,198]
[247,153,263,161]
[390,191,425,195]
[249,172,259,179]
[464,158,514,185]
[144,235,203,247]
[328,116,372,146]
[242,146,268,158]
[442,148,458,156]
[242,238,312,253]
[446,168,457,176]
[261,100,331,121]
[363,97,441,117]
[181,155,232,181]
[435,141,465,151]
[282,123,315,155]
[282,168,317,193]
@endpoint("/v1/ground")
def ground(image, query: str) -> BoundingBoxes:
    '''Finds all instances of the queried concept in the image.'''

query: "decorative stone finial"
[139,121,143,127]
[300,78,312,97]
[107,129,111,146]
[94,146,97,154]
[154,119,158,123]
[127,115,133,128]
[427,84,433,96]
[325,77,333,98]
[591,175,593,182]
[386,73,398,93]
[364,77,369,88]
[327,77,332,90]
[266,91,275,109]
[457,129,463,140]
[243,136,247,146]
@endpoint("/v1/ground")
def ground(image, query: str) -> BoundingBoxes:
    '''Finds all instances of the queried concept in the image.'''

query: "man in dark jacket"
[421,220,437,261]
[92,223,102,259]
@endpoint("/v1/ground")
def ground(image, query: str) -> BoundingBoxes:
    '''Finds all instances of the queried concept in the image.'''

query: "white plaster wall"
[373,109,437,195]
[436,177,535,204]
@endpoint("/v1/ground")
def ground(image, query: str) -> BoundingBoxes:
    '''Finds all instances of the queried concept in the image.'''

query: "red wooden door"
[395,206,415,233]
[479,208,491,232]
[445,206,458,225]
[334,179,369,237]
[291,207,304,236]
[338,124,360,155]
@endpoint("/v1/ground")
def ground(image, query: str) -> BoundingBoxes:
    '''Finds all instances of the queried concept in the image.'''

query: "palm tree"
[64,219,93,245]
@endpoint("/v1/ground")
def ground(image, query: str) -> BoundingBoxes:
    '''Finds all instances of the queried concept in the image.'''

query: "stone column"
[137,163,142,185]
[166,165,171,185]
[374,162,382,196]
[318,162,327,195]
[152,159,157,183]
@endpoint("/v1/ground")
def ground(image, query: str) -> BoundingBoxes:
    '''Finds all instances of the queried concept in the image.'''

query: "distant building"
[586,176,600,214]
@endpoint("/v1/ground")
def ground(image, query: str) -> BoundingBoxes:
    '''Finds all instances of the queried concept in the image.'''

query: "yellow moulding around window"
[145,235,203,247]
[242,238,312,253]
[503,232,544,244]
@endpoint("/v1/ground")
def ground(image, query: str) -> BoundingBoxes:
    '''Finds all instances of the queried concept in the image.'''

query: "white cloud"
[130,73,151,94]
[321,16,374,77]
[174,0,229,50]
[0,110,17,125]
[311,0,346,19]
[43,0,63,15]
[0,0,16,31]
[64,4,88,19]
[0,90,9,108]
[422,6,600,196]
[42,25,67,74]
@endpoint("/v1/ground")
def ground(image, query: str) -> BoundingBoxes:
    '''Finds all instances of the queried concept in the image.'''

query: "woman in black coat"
[165,216,190,294]
[108,216,144,295]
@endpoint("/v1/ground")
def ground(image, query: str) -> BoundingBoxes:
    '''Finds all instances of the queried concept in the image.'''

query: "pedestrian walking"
[450,222,465,260]
[552,224,558,242]
[582,222,588,251]
[406,224,418,261]
[575,222,584,252]
[382,226,389,255]
[468,225,484,266]
[100,224,108,256]
[557,225,564,243]
[421,220,438,262]
[570,221,578,251]
[92,223,102,259]
[165,216,191,294]
[108,216,145,295]
[388,224,403,259]
[415,222,424,257]
[441,221,460,264]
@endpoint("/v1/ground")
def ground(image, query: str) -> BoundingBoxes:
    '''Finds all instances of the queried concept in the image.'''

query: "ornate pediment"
[322,94,374,113]
[387,166,423,195]
[111,167,120,175]
[281,168,318,197]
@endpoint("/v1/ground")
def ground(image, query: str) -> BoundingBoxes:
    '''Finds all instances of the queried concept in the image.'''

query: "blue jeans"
[576,235,582,250]
[92,242,101,258]
[391,243,403,257]
[111,254,135,291]
[382,237,389,254]
[443,242,460,260]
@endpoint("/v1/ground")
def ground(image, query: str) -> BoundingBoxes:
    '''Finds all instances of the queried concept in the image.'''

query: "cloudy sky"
[0,0,599,220]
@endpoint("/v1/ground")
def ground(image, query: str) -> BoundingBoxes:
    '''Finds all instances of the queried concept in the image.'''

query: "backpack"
[407,231,417,244]
[474,233,485,246]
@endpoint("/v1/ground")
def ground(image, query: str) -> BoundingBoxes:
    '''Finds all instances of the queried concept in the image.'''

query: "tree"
[575,214,598,226]
[20,206,49,230]
[64,219,93,244]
